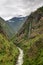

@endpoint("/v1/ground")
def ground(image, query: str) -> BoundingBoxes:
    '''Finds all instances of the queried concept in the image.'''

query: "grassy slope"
[0,17,15,40]
[18,34,43,65]
[14,11,43,65]
[0,33,19,65]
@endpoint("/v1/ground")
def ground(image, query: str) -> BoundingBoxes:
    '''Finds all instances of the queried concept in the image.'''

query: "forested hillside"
[14,6,43,65]
[0,6,43,65]
[0,18,19,65]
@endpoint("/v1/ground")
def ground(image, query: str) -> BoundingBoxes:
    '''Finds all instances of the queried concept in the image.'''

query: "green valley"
[0,6,43,65]
[13,7,43,65]
[0,18,19,65]
[0,33,19,65]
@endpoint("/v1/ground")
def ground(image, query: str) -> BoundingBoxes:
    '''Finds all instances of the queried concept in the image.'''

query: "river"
[16,47,24,65]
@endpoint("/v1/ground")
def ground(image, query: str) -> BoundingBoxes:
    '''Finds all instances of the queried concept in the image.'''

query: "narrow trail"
[16,47,24,65]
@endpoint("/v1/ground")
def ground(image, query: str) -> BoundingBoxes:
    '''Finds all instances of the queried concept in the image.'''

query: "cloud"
[0,0,43,20]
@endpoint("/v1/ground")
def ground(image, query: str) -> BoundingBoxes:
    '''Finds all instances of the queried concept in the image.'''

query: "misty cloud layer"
[0,0,43,20]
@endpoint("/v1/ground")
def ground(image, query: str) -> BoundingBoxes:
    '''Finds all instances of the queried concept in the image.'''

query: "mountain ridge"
[17,6,43,38]
[0,16,27,40]
[13,6,43,65]
[7,16,28,34]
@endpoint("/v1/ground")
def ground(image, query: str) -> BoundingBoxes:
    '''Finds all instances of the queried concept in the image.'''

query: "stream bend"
[16,47,24,65]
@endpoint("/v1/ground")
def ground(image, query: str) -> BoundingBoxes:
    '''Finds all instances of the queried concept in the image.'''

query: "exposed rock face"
[15,7,43,65]
[17,6,43,39]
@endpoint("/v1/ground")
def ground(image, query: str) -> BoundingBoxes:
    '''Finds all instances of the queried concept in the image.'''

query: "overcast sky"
[0,0,43,20]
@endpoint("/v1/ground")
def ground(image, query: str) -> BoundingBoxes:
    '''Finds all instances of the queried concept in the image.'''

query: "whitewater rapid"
[16,47,24,65]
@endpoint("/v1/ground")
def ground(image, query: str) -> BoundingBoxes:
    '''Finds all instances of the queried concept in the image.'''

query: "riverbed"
[16,47,24,65]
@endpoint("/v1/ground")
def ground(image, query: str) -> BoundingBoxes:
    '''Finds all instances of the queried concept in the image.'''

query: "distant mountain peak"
[7,16,28,35]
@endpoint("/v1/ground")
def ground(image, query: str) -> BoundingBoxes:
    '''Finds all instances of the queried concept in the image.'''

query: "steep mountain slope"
[0,33,19,65]
[17,6,43,38]
[0,18,19,65]
[7,17,27,33]
[0,16,27,39]
[14,6,43,65]
[0,17,15,39]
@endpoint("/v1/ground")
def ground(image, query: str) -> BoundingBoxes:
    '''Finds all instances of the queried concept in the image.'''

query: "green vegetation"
[0,6,43,65]
[0,17,15,39]
[17,34,43,65]
[14,7,43,65]
[0,33,19,65]
[37,6,43,12]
